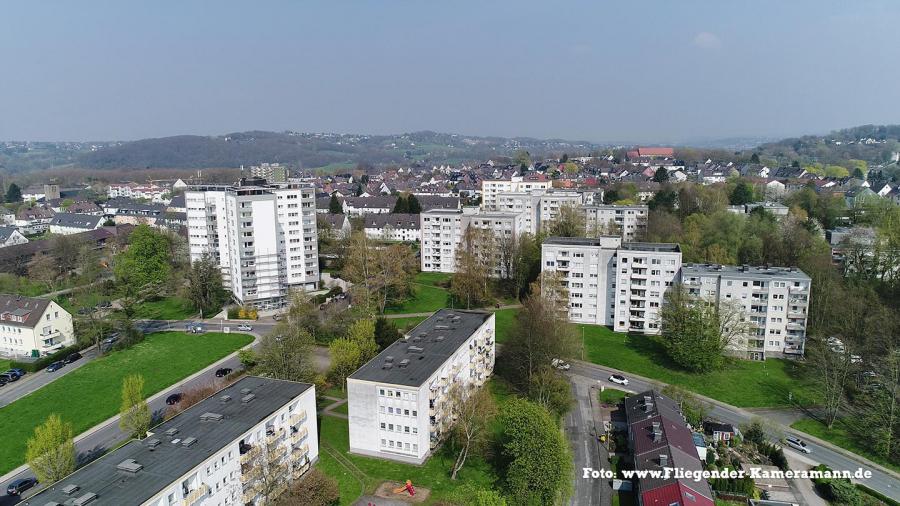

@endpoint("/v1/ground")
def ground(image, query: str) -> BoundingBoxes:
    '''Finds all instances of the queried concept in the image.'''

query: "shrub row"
[10,343,84,372]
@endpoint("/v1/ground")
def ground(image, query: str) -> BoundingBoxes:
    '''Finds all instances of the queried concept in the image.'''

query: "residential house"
[0,227,29,248]
[0,295,74,358]
[49,213,106,235]
[364,214,420,242]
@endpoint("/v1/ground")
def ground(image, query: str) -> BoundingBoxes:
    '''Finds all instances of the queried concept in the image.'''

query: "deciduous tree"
[447,383,496,479]
[26,414,75,484]
[119,374,151,439]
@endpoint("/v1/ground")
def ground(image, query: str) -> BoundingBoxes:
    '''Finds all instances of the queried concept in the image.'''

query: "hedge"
[857,484,899,506]
[10,344,84,372]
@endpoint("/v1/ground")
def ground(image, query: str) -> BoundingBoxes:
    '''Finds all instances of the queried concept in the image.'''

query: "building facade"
[347,309,495,464]
[0,295,74,358]
[541,239,682,334]
[364,213,420,242]
[249,163,289,183]
[584,205,649,241]
[480,175,552,210]
[679,264,811,359]
[186,178,319,309]
[23,377,318,506]
[420,207,527,275]
[495,189,584,235]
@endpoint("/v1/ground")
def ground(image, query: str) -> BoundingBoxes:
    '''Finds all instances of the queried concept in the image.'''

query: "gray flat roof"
[543,236,620,246]
[682,263,810,281]
[620,242,681,253]
[349,309,491,387]
[24,377,311,506]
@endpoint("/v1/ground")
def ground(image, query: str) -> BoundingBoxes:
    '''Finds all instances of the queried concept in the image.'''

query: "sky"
[2,0,900,144]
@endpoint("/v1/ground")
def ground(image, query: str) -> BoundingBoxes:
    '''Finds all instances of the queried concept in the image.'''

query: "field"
[790,418,899,473]
[130,296,197,320]
[580,324,817,408]
[492,308,518,343]
[384,272,451,315]
[598,388,629,405]
[0,331,253,474]
[0,359,11,371]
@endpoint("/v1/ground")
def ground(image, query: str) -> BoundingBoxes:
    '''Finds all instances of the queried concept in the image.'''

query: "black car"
[0,377,7,387]
[166,393,183,405]
[45,361,65,372]
[63,352,82,364]
[215,367,233,378]
[0,372,19,383]
[7,477,37,495]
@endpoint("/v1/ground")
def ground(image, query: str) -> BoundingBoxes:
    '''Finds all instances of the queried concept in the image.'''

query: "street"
[0,348,99,409]
[567,376,610,506]
[568,361,900,502]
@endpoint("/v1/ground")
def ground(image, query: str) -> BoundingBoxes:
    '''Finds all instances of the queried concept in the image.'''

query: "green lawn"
[492,308,518,343]
[331,402,349,415]
[599,388,629,405]
[383,272,451,315]
[0,331,253,474]
[581,324,817,408]
[317,416,498,505]
[321,385,348,399]
[130,297,197,320]
[790,418,899,473]
[54,291,110,314]
[0,359,11,371]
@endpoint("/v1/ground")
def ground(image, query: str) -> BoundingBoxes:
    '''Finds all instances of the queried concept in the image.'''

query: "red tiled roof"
[638,147,675,157]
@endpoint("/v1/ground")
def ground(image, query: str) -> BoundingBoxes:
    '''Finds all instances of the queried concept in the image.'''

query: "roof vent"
[385,356,394,362]
[241,393,256,404]
[182,437,197,447]
[399,359,410,368]
[73,492,98,506]
[437,317,445,321]
[117,459,143,473]
[651,422,660,431]
[408,345,424,354]
[171,438,181,445]
[412,336,423,342]
[145,439,161,449]
[434,335,445,342]
[200,412,224,422]
[165,428,179,437]
[241,388,252,395]
[418,332,427,338]
[62,484,80,495]
[220,395,232,403]
[659,454,668,467]
[382,362,393,370]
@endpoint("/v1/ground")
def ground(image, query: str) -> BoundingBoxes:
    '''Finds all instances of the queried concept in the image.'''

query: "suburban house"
[0,295,75,358]
[364,213,420,242]
[0,227,29,248]
[14,205,56,234]
[703,421,741,444]
[48,213,106,235]
[625,390,715,506]
[343,196,398,216]
[318,213,352,239]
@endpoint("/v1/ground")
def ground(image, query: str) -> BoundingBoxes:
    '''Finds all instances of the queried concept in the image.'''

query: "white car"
[237,324,253,331]
[785,436,811,453]
[608,374,629,386]
[551,358,570,371]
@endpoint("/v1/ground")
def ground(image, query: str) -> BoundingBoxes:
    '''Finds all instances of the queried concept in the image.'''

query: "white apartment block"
[107,182,170,203]
[584,205,649,241]
[420,207,528,276]
[0,295,74,358]
[680,264,811,360]
[24,377,318,506]
[495,189,584,235]
[541,239,682,334]
[347,310,495,464]
[481,175,552,210]
[248,162,289,183]
[186,178,319,309]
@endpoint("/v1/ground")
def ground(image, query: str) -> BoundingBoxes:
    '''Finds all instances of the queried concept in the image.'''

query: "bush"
[811,464,863,506]
[10,344,84,372]
[227,306,258,320]
[277,468,339,506]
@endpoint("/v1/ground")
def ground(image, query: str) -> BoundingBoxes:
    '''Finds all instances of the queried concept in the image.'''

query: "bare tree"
[450,225,492,309]
[447,382,497,479]
[806,336,857,428]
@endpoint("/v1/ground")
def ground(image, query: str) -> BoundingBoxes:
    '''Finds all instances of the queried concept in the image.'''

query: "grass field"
[790,418,899,473]
[599,388,629,405]
[0,331,253,475]
[0,359,11,371]
[493,308,518,343]
[54,291,110,314]
[331,402,349,415]
[130,296,197,320]
[384,272,451,315]
[580,324,817,408]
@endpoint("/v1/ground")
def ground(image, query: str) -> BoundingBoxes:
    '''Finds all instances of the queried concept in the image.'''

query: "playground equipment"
[392,480,416,496]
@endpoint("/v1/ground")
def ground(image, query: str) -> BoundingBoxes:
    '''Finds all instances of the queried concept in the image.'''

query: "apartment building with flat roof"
[24,377,318,506]
[541,239,681,334]
[347,309,495,464]
[186,178,319,309]
[420,207,527,276]
[680,263,811,360]
[495,189,584,235]
[584,205,649,241]
[480,175,552,211]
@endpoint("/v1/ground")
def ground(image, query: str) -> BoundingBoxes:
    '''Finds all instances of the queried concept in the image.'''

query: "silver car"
[785,436,811,453]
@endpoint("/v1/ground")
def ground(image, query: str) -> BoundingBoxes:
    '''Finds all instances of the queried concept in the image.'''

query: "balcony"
[290,426,309,444]
[240,446,260,464]
[292,444,310,461]
[266,427,285,444]
[181,484,210,506]
[240,467,261,484]
[290,410,308,425]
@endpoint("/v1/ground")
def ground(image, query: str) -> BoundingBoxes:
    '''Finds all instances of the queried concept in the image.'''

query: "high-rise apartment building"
[584,205,649,241]
[679,264,811,360]
[480,175,552,210]
[495,189,584,235]
[186,178,319,309]
[542,238,681,334]
[347,309,495,464]
[248,163,289,183]
[420,207,527,276]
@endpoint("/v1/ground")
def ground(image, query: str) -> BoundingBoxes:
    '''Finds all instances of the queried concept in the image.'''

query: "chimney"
[659,454,668,467]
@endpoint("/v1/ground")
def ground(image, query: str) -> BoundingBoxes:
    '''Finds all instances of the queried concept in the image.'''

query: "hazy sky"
[2,1,900,143]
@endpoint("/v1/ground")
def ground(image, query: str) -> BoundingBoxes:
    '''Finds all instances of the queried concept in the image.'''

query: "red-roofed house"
[638,147,675,158]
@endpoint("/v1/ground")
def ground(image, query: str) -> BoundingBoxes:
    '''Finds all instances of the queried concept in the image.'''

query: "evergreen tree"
[407,194,422,214]
[5,183,22,203]
[653,167,669,183]
[328,193,343,214]
[392,195,409,213]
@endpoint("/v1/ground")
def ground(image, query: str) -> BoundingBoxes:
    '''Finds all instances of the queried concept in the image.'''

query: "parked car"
[608,374,629,386]
[237,324,252,331]
[9,368,25,378]
[215,367,233,378]
[551,358,570,371]
[0,377,7,387]
[6,477,37,495]
[63,352,82,364]
[272,314,281,321]
[166,393,183,405]
[45,361,66,372]
[785,436,811,453]
[187,324,205,334]
[0,372,19,383]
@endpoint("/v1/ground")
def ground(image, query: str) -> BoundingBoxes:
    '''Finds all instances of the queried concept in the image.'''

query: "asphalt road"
[0,348,99,408]
[566,376,609,506]
[0,317,331,505]
[568,361,900,502]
